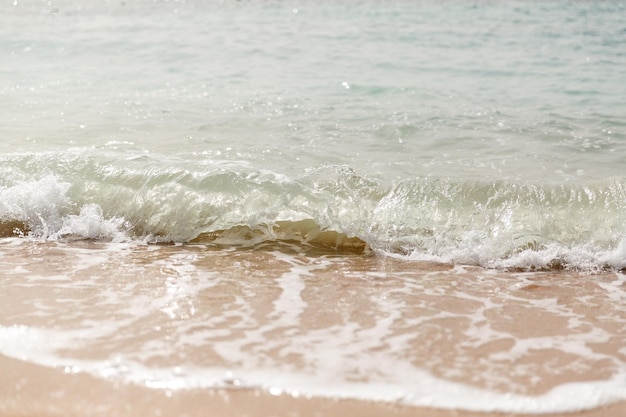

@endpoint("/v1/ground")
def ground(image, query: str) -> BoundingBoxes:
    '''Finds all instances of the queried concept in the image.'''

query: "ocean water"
[2,0,626,415]
[2,0,626,269]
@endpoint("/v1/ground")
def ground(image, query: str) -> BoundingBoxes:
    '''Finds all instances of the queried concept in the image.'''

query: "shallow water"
[1,240,626,414]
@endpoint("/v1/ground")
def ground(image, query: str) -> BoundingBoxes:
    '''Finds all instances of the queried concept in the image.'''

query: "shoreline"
[1,354,624,417]
[1,241,625,416]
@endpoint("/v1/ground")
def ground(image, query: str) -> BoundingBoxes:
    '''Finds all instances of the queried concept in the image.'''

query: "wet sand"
[1,240,625,416]
[0,353,625,417]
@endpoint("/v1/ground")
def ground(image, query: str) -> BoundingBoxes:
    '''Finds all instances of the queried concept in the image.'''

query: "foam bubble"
[55,203,130,242]
[601,238,626,270]
[0,175,71,236]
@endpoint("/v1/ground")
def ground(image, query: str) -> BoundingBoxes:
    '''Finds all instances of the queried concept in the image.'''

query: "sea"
[1,0,626,415]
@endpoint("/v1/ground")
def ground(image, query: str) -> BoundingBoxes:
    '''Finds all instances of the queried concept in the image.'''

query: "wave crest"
[2,160,626,270]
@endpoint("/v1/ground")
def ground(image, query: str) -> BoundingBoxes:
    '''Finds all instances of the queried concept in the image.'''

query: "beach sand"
[0,357,626,417]
[1,240,625,416]
[1,353,624,417]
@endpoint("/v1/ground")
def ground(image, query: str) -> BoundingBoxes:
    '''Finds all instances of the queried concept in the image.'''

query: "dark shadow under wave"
[190,220,369,254]
[0,221,28,238]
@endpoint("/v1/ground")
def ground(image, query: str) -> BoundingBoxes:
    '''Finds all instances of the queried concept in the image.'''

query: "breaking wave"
[2,152,626,270]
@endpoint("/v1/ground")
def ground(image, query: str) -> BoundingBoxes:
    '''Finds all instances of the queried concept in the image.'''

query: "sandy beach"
[1,240,625,416]
[1,352,625,417]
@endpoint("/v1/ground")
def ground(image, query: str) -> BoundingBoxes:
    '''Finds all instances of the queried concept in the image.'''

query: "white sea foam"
[0,175,71,234]
[1,242,626,414]
[2,172,626,271]
[55,203,130,242]
[393,239,626,272]
[0,322,625,414]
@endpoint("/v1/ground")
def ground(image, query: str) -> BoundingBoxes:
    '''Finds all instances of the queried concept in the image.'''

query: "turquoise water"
[1,0,626,269]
